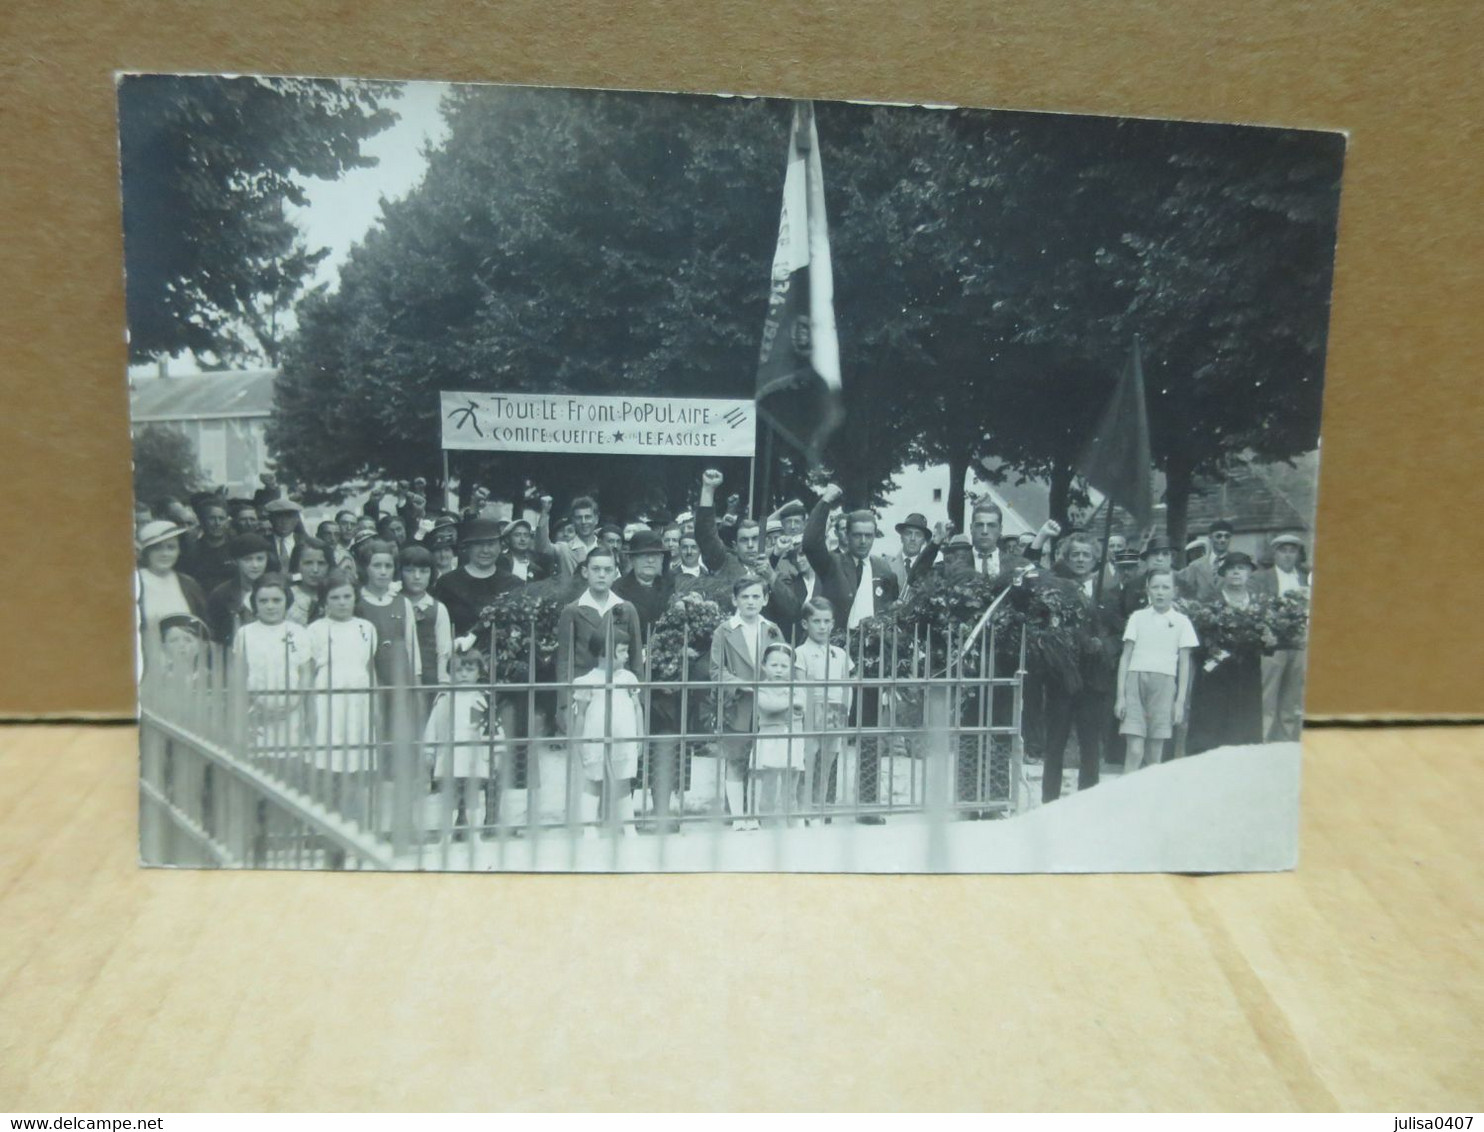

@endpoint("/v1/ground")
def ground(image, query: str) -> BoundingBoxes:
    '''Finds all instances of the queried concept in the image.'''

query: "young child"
[423,644,499,841]
[1116,567,1199,772]
[555,545,642,722]
[355,539,422,740]
[571,628,643,837]
[156,613,209,690]
[305,571,378,802]
[206,533,271,645]
[752,642,806,825]
[710,574,784,832]
[400,544,453,740]
[792,597,855,812]
[234,573,313,757]
[286,537,332,626]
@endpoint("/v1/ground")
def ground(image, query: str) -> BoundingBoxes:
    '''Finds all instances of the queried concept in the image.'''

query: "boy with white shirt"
[1116,568,1199,772]
[555,546,643,733]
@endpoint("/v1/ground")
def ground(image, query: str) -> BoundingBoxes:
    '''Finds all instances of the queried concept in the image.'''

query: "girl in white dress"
[305,571,378,791]
[233,573,312,764]
[752,642,805,824]
[571,628,643,837]
[423,645,500,840]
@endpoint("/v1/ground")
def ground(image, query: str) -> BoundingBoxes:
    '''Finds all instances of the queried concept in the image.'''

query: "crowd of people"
[134,465,1311,833]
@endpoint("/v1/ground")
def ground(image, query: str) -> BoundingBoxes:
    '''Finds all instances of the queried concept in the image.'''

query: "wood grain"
[0,724,1479,1110]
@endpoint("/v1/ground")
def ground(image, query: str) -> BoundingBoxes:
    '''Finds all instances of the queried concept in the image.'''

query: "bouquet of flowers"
[472,579,566,683]
[880,570,1088,691]
[1270,590,1311,649]
[648,589,726,682]
[990,576,1089,693]
[1180,595,1281,672]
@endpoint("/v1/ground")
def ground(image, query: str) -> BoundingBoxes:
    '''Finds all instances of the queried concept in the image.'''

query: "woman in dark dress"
[1187,552,1269,755]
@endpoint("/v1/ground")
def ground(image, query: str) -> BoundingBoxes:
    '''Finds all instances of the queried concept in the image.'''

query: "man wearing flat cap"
[263,497,304,574]
[775,499,807,540]
[497,518,556,585]
[1253,533,1311,740]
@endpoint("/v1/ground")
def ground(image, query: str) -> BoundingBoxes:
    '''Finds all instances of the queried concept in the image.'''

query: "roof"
[130,369,279,422]
[1088,452,1318,540]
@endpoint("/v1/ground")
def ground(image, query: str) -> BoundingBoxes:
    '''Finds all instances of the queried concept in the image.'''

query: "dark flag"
[755,101,843,464]
[1078,336,1155,529]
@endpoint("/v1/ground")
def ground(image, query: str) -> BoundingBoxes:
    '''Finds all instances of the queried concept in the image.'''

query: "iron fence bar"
[140,709,398,868]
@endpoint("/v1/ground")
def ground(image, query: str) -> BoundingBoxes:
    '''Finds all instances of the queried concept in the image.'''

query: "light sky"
[130,80,452,377]
[289,80,452,291]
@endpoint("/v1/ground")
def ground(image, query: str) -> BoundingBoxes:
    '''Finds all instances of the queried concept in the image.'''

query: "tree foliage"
[119,74,398,365]
[274,86,787,517]
[270,86,1343,542]
[132,425,204,508]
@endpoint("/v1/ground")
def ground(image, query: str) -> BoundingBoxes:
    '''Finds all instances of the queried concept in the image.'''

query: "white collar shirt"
[847,555,875,629]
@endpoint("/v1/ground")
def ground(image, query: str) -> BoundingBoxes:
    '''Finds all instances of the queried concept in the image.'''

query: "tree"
[132,425,204,508]
[271,87,1342,540]
[273,86,789,517]
[118,74,399,365]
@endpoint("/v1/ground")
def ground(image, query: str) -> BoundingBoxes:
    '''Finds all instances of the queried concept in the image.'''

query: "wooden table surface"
[1,724,1480,1112]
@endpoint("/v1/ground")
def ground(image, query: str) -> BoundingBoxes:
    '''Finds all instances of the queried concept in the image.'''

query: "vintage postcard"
[120,75,1344,871]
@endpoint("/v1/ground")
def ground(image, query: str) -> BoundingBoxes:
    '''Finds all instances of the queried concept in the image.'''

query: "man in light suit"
[1252,533,1311,741]
[1177,520,1234,602]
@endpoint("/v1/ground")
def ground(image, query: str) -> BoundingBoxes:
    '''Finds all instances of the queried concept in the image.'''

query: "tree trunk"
[1165,454,1194,566]
[947,449,971,533]
[1047,461,1074,531]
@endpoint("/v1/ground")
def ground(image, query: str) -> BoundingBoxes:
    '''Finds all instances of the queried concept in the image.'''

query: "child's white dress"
[305,617,377,771]
[423,687,498,780]
[234,619,311,752]
[573,667,642,782]
[752,683,804,770]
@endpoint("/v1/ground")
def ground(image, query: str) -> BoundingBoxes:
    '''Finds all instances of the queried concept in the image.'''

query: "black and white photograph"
[121,74,1344,872]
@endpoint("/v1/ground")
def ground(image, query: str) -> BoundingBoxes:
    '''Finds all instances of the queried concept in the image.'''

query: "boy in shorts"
[1115,568,1198,772]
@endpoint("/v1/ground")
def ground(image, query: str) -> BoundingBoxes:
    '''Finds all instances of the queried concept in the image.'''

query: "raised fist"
[1039,519,1063,540]
[539,494,553,512]
[702,469,725,488]
[820,483,844,504]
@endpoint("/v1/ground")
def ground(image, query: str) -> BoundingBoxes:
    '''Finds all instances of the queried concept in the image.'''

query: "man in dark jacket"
[1038,532,1123,801]
[800,484,900,630]
[496,518,557,585]
[800,483,902,823]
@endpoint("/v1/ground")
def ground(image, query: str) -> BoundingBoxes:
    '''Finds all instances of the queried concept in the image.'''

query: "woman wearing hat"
[430,517,521,637]
[206,533,272,645]
[1187,550,1268,755]
[136,520,209,664]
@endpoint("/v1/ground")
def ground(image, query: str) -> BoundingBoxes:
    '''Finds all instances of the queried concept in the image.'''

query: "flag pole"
[1095,490,1115,604]
[759,420,775,521]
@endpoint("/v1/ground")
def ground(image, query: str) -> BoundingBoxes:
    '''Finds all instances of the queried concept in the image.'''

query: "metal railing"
[137,618,1028,871]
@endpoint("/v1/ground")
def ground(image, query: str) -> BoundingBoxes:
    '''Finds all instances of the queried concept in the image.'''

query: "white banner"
[440,391,756,457]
